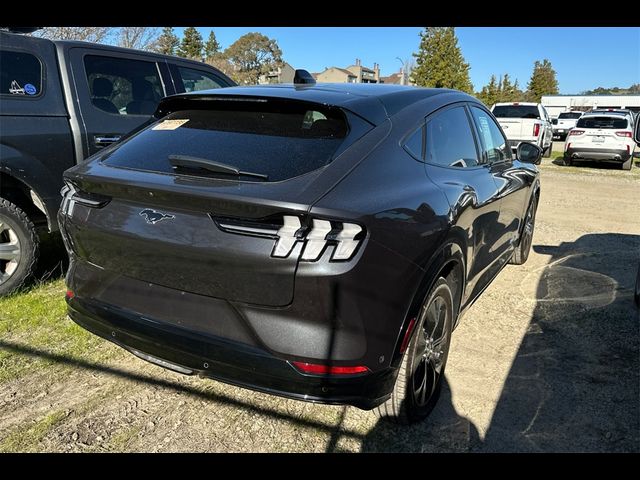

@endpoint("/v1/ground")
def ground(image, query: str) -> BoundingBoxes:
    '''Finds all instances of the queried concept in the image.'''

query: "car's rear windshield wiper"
[168,155,269,181]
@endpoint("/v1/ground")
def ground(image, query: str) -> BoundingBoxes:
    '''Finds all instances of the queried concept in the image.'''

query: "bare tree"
[116,27,160,51]
[33,27,114,44]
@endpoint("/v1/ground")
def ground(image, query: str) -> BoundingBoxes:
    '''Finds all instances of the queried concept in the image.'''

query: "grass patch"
[0,279,122,384]
[0,410,66,452]
[538,152,640,178]
[107,425,142,452]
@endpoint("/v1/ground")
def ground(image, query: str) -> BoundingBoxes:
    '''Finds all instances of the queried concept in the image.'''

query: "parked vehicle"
[491,102,553,158]
[633,120,640,308]
[564,112,636,170]
[59,83,542,424]
[0,30,235,295]
[553,111,583,140]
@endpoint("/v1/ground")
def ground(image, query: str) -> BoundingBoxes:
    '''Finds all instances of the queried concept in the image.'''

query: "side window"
[84,55,164,115]
[403,125,424,160]
[0,50,43,97]
[470,106,512,163]
[177,66,224,93]
[425,106,479,168]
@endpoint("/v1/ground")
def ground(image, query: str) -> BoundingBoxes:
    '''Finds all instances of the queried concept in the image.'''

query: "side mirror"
[634,117,640,145]
[517,142,542,165]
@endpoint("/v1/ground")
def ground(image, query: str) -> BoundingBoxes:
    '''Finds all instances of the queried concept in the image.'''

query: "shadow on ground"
[551,155,638,170]
[363,233,640,452]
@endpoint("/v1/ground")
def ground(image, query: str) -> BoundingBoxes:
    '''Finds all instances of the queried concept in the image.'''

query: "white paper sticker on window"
[152,119,189,130]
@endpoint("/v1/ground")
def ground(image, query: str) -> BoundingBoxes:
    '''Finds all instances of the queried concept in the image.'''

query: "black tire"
[0,198,39,296]
[375,276,454,424]
[510,194,538,266]
[564,156,572,166]
[622,156,632,171]
[634,264,640,308]
[544,141,553,158]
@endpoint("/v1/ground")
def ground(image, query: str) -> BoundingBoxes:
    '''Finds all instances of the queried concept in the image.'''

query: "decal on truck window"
[9,80,25,95]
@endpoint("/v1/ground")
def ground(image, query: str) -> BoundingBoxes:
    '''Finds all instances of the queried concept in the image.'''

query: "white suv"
[564,112,636,170]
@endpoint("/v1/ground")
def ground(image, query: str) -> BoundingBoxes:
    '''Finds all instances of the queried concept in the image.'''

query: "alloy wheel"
[412,292,450,407]
[0,220,21,285]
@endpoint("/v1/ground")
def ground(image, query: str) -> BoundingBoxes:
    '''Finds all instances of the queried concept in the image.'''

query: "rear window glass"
[102,101,350,182]
[576,116,627,129]
[558,112,582,119]
[492,105,540,119]
[0,50,42,97]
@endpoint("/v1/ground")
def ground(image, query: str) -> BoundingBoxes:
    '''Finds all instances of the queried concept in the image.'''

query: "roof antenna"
[294,69,316,85]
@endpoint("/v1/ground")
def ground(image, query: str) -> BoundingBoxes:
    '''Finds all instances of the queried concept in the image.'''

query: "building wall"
[315,68,354,83]
[542,95,640,118]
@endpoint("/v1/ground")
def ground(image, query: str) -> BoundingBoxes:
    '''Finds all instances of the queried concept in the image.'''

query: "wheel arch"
[0,171,48,231]
[389,234,467,369]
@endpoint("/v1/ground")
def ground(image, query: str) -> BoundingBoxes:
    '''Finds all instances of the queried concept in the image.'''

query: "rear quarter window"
[101,99,360,182]
[576,116,628,129]
[0,50,43,97]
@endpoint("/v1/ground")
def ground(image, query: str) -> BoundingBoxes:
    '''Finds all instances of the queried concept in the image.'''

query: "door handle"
[94,135,121,147]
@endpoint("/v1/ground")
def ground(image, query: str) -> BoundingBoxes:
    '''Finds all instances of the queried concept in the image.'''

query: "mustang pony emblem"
[139,209,175,224]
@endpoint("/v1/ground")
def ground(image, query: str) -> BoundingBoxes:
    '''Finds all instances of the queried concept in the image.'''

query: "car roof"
[156,83,475,125]
[580,112,631,121]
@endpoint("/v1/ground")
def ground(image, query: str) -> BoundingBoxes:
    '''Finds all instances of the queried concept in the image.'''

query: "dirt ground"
[1,162,639,452]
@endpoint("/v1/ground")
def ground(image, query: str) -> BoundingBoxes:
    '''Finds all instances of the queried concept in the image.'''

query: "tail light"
[616,131,632,138]
[566,143,571,150]
[215,214,365,262]
[65,289,75,300]
[533,124,541,137]
[290,361,370,375]
[568,130,584,136]
[60,182,110,217]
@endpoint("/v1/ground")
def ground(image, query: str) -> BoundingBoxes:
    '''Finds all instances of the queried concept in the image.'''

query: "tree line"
[33,27,283,85]
[410,27,560,104]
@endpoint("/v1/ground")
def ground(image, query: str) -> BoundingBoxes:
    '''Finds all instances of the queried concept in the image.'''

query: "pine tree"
[204,31,221,60]
[224,32,283,85]
[154,27,180,56]
[526,59,559,102]
[177,27,204,60]
[478,75,500,106]
[411,27,473,93]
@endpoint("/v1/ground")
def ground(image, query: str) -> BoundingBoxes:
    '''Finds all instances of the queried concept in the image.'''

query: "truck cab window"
[0,50,42,97]
[84,55,164,115]
[177,66,225,92]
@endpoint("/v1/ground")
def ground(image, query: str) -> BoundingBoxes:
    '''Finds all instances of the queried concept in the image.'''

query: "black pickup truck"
[0,30,236,295]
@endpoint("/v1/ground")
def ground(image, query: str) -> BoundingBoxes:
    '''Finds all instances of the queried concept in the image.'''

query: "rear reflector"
[291,361,370,375]
[65,289,75,300]
[568,130,584,136]
[399,317,417,354]
[616,131,632,138]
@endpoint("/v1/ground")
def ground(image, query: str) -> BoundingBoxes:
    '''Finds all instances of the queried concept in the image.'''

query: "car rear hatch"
[61,95,375,307]
[570,116,630,148]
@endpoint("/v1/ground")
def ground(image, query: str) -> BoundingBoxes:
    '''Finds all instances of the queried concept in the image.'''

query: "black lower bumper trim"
[67,297,396,410]
[564,147,630,162]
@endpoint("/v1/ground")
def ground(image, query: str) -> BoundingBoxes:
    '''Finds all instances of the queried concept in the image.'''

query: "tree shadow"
[479,234,640,452]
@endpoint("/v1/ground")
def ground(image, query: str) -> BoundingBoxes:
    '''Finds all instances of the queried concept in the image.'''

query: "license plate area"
[592,136,605,143]
[130,348,194,375]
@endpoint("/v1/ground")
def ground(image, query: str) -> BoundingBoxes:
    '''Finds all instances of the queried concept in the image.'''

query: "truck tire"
[544,141,553,158]
[0,198,39,296]
[622,156,632,171]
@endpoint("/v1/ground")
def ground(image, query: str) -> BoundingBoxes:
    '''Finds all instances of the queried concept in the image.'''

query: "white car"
[552,111,583,140]
[564,112,636,170]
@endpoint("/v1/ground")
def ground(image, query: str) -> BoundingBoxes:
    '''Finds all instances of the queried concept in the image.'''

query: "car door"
[67,48,171,159]
[468,105,531,266]
[419,103,504,305]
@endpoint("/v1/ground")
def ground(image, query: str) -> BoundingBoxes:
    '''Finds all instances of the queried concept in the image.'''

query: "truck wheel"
[544,141,553,158]
[375,276,454,424]
[622,156,632,171]
[564,156,572,166]
[0,198,39,296]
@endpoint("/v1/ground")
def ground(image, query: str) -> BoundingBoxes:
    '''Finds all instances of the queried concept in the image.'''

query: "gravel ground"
[1,160,639,452]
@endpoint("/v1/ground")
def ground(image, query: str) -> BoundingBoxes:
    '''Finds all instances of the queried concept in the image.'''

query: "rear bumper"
[67,295,397,409]
[564,147,630,162]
